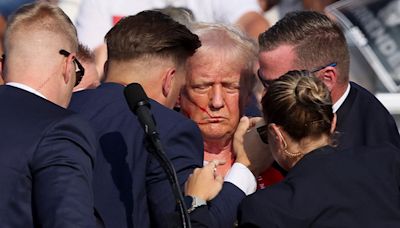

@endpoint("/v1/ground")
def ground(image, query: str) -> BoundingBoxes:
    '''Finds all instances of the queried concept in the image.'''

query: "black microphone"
[124,83,158,139]
[124,83,191,228]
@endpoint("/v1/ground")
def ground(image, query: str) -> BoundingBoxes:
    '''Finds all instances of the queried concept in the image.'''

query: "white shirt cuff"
[224,162,257,195]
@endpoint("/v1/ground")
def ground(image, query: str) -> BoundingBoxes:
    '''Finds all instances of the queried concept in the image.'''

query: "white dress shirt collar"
[6,82,47,99]
[332,83,350,113]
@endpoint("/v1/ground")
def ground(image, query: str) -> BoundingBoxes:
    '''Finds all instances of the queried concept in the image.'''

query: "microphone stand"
[124,84,191,228]
[146,132,192,228]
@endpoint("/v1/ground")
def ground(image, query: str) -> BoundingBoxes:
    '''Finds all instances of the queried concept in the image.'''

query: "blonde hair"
[4,2,78,52]
[262,70,334,141]
[190,22,258,111]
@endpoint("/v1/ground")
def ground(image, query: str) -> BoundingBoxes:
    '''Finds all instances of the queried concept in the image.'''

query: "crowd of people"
[1,1,400,228]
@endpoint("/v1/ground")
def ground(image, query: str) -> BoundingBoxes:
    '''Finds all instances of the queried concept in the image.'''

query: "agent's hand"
[185,160,224,201]
[234,116,274,176]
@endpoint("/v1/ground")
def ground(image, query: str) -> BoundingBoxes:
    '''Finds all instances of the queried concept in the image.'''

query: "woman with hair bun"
[236,70,400,227]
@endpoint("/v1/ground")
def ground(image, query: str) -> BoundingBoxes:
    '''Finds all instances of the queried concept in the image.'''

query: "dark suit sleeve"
[31,115,97,228]
[177,185,246,228]
[189,205,213,228]
[167,196,212,228]
[207,182,246,227]
[146,118,204,227]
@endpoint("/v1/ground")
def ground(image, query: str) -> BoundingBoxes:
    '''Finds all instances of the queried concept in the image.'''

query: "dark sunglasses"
[256,124,269,144]
[59,49,85,86]
[257,62,337,89]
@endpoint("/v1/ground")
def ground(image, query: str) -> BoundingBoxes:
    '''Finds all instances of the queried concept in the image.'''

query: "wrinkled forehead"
[186,64,244,89]
[188,47,247,74]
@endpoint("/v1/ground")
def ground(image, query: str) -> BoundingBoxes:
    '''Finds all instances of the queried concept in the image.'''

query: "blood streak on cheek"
[184,96,214,125]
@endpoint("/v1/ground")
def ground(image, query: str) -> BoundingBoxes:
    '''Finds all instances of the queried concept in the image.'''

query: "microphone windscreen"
[124,83,149,114]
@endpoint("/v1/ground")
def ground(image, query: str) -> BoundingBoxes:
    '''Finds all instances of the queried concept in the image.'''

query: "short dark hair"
[259,11,349,83]
[105,10,201,66]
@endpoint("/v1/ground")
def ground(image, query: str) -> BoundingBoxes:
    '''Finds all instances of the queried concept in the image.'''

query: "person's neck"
[203,138,235,177]
[104,71,133,86]
[204,137,233,155]
[330,81,349,104]
[300,135,329,154]
[287,135,330,169]
[6,76,69,108]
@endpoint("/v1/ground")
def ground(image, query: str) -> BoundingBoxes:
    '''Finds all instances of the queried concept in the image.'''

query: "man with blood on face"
[180,23,257,177]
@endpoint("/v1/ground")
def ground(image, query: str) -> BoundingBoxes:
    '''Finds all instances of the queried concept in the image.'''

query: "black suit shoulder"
[1,85,76,122]
[238,145,400,227]
[69,83,204,228]
[0,85,97,228]
[0,85,96,161]
[335,82,400,149]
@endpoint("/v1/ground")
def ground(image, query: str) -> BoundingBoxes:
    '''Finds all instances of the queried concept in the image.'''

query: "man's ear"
[315,66,337,91]
[162,67,176,97]
[62,53,75,85]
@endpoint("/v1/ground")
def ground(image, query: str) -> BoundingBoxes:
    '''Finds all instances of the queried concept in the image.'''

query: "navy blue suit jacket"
[0,85,97,228]
[238,144,400,227]
[69,83,204,227]
[184,182,246,228]
[336,82,400,150]
[70,83,247,227]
